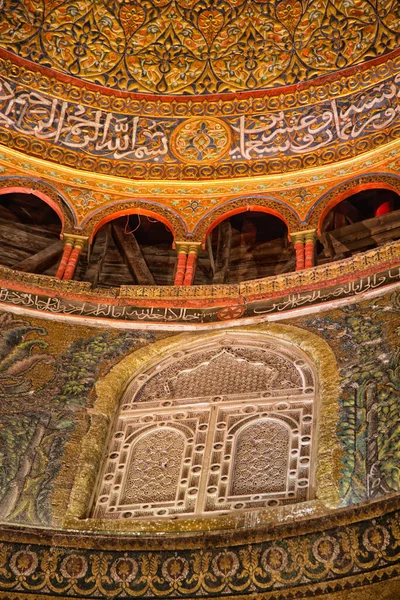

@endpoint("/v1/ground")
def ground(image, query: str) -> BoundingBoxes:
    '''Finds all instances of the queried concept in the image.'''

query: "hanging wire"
[146,215,171,233]
[124,214,141,234]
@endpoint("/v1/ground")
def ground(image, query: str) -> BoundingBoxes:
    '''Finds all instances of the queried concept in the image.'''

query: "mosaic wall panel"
[290,290,400,505]
[0,313,166,527]
[0,287,398,528]
[0,0,398,95]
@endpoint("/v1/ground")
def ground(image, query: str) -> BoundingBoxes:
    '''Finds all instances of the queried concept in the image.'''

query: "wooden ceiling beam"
[83,225,110,287]
[213,221,232,284]
[13,240,63,274]
[112,223,156,286]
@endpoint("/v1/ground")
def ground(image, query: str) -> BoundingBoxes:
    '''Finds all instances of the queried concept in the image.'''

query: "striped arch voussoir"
[81,202,187,242]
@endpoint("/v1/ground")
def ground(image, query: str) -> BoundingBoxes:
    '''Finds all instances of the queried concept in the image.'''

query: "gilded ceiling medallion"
[170,117,232,163]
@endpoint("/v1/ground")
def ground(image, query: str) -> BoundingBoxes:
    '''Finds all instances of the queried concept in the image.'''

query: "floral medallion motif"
[313,535,340,563]
[261,545,288,572]
[171,117,231,163]
[212,551,239,578]
[60,554,88,579]
[110,555,139,582]
[363,524,390,553]
[162,555,189,582]
[9,550,38,577]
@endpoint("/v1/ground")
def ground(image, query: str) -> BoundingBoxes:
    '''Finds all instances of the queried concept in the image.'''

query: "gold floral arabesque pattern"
[0,0,399,94]
[2,509,400,598]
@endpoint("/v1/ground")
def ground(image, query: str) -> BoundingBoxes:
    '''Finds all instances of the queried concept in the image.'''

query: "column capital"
[290,229,317,244]
[290,231,305,244]
[188,242,202,255]
[62,234,89,249]
[303,229,318,243]
[175,242,190,254]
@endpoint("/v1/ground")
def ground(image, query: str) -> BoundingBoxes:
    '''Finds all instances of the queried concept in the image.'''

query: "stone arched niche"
[92,333,317,520]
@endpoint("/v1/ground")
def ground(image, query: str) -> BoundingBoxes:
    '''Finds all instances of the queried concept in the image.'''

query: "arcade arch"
[0,190,63,276]
[316,188,400,263]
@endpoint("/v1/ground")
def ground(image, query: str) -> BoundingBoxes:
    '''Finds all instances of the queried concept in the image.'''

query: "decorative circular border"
[170,117,232,164]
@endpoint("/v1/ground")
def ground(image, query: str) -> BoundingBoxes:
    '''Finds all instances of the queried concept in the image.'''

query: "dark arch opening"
[79,214,175,287]
[197,211,291,284]
[317,189,400,264]
[0,192,63,275]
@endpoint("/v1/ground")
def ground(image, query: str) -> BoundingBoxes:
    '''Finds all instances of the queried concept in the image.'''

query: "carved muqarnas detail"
[93,334,316,520]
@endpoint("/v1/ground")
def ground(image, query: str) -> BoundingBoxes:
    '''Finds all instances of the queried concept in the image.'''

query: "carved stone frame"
[64,323,342,533]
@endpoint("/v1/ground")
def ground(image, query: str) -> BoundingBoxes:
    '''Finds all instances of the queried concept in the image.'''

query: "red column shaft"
[174,251,188,286]
[63,244,83,280]
[304,240,315,269]
[183,251,197,286]
[294,240,305,271]
[56,242,73,279]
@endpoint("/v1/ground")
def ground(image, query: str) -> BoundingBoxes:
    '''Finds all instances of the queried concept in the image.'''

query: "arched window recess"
[92,333,317,521]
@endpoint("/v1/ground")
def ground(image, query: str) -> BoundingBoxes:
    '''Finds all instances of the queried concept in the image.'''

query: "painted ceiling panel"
[0,0,399,95]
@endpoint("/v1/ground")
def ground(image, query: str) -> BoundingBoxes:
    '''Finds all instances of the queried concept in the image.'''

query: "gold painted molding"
[0,136,399,202]
[0,569,399,600]
[63,324,341,533]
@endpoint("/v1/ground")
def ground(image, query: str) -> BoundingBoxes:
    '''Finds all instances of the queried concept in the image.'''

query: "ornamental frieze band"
[0,496,398,599]
[0,71,399,179]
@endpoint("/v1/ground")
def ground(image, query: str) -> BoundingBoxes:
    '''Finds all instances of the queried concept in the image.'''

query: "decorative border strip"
[1,68,399,180]
[0,241,399,323]
[1,48,399,114]
[0,495,398,599]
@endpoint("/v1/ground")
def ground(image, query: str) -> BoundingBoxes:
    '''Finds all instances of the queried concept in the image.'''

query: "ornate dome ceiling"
[0,0,399,185]
[0,0,398,282]
[1,0,399,95]
[0,6,400,599]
